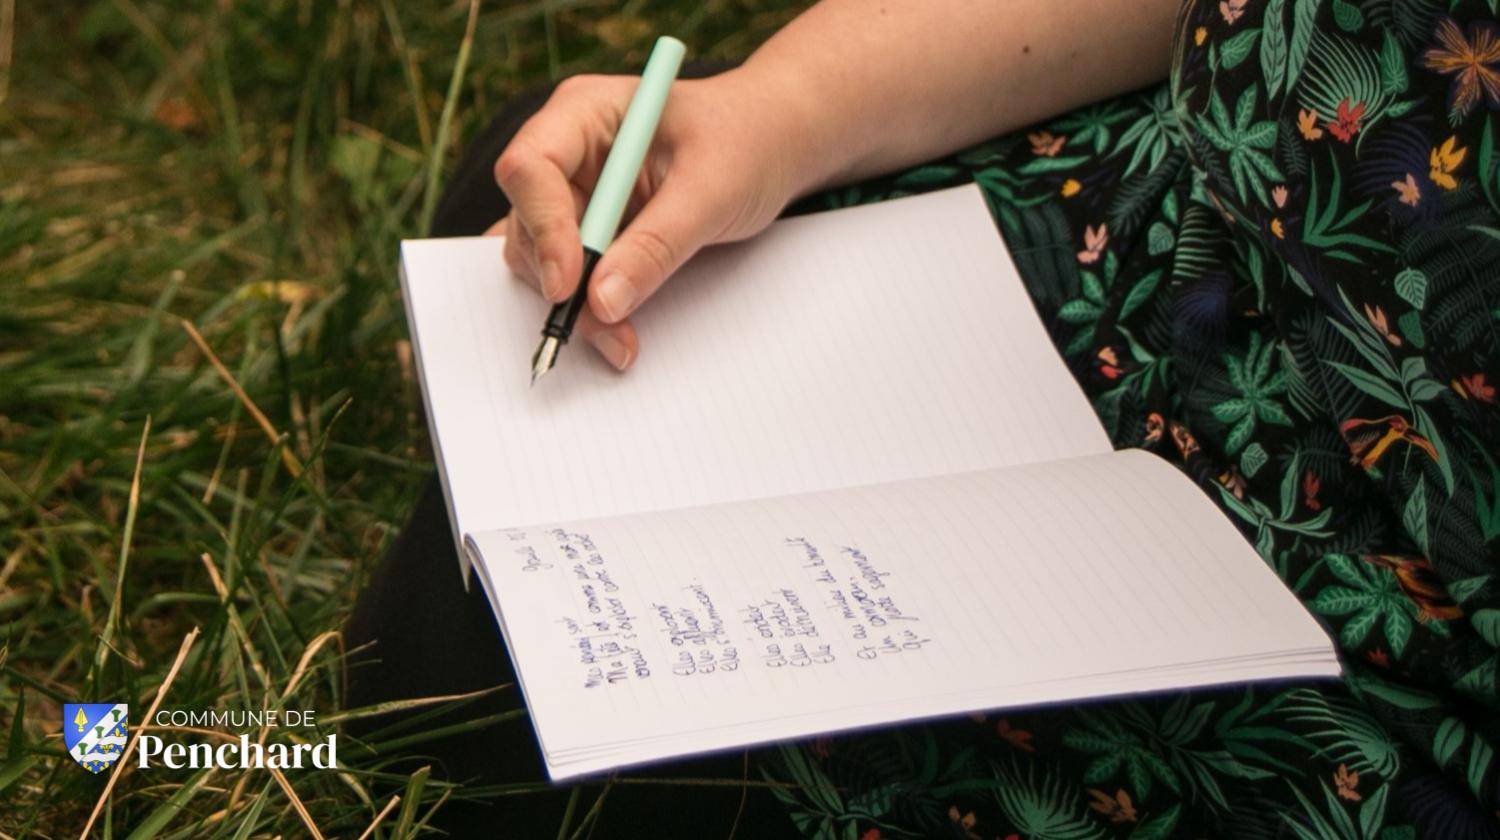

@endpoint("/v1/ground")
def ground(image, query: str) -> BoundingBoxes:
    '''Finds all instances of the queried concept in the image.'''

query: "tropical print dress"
[762,0,1500,836]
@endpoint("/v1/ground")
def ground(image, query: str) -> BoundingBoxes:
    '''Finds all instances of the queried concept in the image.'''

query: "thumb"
[588,183,724,324]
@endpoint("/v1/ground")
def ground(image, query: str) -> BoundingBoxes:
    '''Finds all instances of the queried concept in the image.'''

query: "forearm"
[730,0,1181,192]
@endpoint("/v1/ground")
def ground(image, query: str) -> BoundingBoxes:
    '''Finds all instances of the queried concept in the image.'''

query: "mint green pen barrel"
[532,36,685,383]
[577,36,686,254]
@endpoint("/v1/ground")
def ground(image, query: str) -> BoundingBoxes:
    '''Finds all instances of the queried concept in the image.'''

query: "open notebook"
[399,185,1339,780]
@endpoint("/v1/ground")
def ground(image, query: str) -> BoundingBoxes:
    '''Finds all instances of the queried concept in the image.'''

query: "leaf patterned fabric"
[762,0,1500,836]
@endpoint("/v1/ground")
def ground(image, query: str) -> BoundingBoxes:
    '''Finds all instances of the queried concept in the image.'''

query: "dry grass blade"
[355,793,402,840]
[179,318,303,478]
[283,629,342,699]
[79,627,202,840]
[199,552,271,690]
[270,765,327,840]
[317,682,511,726]
[226,628,343,809]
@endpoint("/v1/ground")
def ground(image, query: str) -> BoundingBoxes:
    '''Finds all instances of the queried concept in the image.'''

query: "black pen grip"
[541,248,603,342]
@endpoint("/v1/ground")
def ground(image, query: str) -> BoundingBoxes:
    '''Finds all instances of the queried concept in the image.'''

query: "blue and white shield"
[64,704,128,774]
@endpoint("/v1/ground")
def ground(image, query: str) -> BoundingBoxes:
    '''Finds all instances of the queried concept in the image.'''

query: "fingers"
[504,215,540,289]
[490,75,710,367]
[575,310,639,371]
[494,89,601,302]
[491,212,641,371]
[495,147,579,301]
[492,216,546,294]
[589,180,724,324]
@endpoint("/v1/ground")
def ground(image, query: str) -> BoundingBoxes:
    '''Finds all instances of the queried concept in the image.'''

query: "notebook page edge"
[399,239,482,585]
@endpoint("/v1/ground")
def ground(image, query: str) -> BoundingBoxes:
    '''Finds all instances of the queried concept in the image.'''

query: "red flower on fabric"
[1325,98,1366,143]
[1096,346,1123,380]
[1143,413,1166,445]
[1303,471,1322,511]
[996,718,1035,752]
[1460,373,1495,402]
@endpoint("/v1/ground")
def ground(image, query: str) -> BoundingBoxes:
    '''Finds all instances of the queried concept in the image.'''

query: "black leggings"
[344,68,799,840]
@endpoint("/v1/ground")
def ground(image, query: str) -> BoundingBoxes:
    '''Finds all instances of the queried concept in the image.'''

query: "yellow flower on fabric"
[1061,178,1082,197]
[1430,135,1467,190]
[1334,763,1362,802]
[1271,218,1285,239]
[1195,27,1208,46]
[1298,109,1324,141]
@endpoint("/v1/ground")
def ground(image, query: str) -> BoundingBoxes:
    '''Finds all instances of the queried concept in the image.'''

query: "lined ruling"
[400,186,1339,780]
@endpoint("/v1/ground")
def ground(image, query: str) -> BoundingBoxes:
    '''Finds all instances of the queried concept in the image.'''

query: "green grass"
[0,1,805,835]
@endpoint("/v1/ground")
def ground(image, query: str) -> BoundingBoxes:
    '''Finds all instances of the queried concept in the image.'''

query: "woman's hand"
[491,68,815,370]
[492,0,1179,371]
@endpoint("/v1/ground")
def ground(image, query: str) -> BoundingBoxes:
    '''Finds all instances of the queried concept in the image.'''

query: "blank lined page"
[401,186,1111,577]
[468,449,1338,780]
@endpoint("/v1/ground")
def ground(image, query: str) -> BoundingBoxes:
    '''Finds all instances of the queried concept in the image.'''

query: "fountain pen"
[531,36,686,385]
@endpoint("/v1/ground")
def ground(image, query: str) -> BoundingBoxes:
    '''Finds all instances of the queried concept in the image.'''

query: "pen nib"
[530,335,560,387]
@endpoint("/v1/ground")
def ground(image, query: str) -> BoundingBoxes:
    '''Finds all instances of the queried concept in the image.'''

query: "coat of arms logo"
[63,704,128,774]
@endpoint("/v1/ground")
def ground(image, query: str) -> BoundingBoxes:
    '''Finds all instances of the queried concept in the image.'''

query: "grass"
[0,1,806,835]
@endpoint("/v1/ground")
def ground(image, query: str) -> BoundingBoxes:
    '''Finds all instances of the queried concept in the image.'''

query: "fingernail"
[541,259,565,300]
[595,272,637,322]
[590,332,633,370]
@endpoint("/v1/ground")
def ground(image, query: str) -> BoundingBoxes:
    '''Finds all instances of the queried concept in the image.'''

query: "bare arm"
[743,0,1181,190]
[494,0,1180,368]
